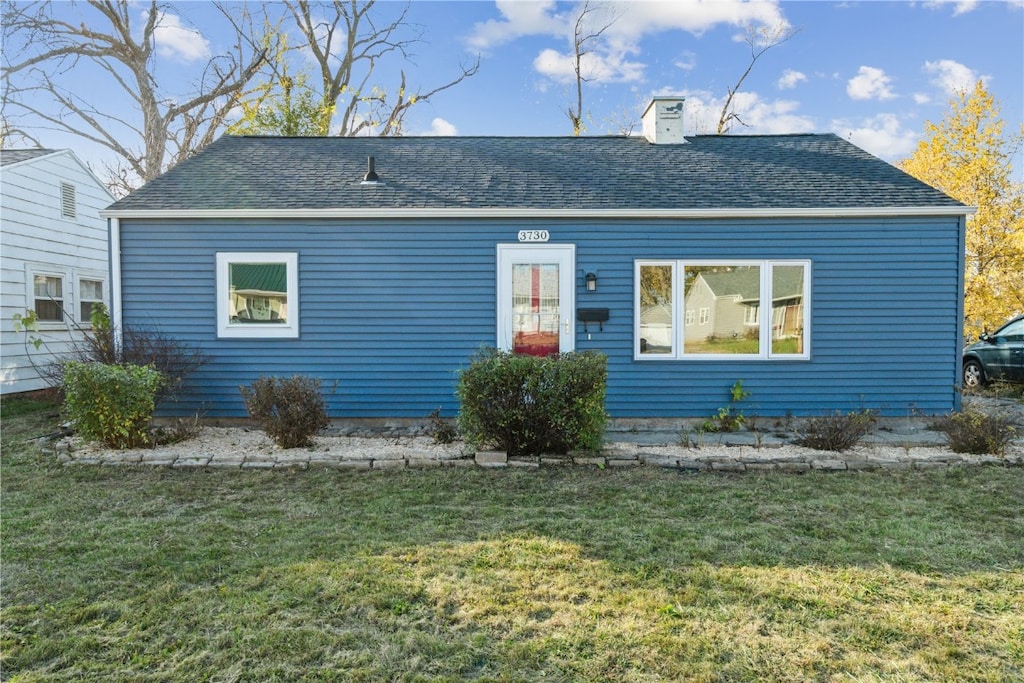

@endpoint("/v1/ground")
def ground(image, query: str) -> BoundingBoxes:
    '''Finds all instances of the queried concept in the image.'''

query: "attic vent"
[60,182,76,219]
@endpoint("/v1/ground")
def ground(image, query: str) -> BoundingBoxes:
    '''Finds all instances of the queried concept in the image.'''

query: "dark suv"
[962,314,1024,387]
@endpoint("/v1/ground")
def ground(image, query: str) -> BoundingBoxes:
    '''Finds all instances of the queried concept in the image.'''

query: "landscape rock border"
[45,395,1023,473]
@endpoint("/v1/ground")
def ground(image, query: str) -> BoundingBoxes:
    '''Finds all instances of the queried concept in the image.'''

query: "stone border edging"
[52,441,1021,472]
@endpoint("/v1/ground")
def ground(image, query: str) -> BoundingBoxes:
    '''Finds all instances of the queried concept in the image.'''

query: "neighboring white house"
[1,149,114,395]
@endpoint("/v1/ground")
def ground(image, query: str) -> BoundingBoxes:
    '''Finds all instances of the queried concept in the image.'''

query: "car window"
[995,319,1024,341]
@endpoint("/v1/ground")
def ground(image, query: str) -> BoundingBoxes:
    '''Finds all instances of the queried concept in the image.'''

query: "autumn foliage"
[899,81,1024,339]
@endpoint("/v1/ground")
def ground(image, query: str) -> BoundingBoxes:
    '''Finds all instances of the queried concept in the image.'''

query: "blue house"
[103,97,969,420]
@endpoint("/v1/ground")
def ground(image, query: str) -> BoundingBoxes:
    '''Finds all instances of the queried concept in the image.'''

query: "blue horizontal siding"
[118,215,962,418]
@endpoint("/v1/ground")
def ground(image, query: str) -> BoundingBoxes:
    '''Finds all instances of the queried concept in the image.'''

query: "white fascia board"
[102,206,974,220]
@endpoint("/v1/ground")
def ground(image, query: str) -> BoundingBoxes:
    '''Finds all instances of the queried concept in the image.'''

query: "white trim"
[25,266,67,329]
[102,206,973,220]
[496,244,576,353]
[216,252,299,339]
[109,217,123,343]
[635,259,811,361]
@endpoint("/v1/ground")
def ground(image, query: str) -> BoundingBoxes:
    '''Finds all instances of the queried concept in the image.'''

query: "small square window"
[216,253,299,338]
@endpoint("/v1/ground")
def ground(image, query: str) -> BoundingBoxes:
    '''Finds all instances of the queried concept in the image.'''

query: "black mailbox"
[577,307,610,332]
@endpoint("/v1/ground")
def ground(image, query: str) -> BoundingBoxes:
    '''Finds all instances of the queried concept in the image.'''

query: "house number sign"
[517,230,550,242]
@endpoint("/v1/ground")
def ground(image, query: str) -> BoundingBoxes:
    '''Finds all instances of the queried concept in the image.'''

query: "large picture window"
[636,260,810,360]
[217,252,299,338]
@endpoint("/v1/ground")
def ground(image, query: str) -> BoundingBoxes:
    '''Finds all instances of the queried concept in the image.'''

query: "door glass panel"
[512,263,560,356]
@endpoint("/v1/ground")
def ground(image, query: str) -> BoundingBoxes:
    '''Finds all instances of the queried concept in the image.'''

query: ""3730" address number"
[517,230,550,242]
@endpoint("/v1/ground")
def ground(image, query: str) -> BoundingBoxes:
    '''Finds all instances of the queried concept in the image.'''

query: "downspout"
[108,216,123,354]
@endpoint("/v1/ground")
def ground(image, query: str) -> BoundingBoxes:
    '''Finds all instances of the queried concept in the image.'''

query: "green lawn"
[2,396,1023,682]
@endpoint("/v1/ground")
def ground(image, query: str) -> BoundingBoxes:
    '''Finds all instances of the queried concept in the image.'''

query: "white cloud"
[837,113,918,161]
[666,88,815,136]
[923,59,986,96]
[465,0,564,52]
[923,0,979,16]
[847,66,896,101]
[150,11,210,62]
[423,117,458,136]
[912,92,931,105]
[466,0,790,85]
[533,47,645,84]
[674,50,697,72]
[777,69,807,90]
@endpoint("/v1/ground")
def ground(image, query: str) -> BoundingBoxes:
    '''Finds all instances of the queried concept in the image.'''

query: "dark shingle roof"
[107,134,964,212]
[1,148,61,166]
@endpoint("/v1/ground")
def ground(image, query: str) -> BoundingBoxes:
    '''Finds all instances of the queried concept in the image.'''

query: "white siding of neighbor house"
[1,150,114,394]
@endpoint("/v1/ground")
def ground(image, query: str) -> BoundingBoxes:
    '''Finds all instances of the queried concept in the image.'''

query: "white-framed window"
[32,272,65,324]
[635,260,810,360]
[216,252,299,339]
[79,278,104,324]
[24,265,108,330]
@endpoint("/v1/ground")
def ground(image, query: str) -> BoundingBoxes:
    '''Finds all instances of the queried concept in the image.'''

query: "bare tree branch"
[281,0,478,136]
[716,23,801,135]
[565,0,619,136]
[1,0,268,194]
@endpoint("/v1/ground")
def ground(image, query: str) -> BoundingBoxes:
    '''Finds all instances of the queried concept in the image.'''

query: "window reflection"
[639,264,673,354]
[683,265,761,355]
[771,265,805,354]
[229,263,288,324]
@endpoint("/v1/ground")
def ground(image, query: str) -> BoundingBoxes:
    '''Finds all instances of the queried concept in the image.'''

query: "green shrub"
[240,376,331,449]
[62,361,163,449]
[930,409,1018,456]
[17,303,207,405]
[457,349,608,457]
[794,409,876,452]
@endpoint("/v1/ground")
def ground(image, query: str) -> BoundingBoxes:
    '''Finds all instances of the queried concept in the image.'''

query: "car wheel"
[963,359,986,388]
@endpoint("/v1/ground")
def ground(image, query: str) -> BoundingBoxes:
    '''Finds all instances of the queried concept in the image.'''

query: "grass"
[2,395,1023,682]
[683,336,800,355]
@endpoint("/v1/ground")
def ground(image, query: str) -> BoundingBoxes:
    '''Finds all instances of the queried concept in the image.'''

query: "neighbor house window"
[79,278,104,324]
[635,260,810,360]
[33,273,65,323]
[216,252,299,338]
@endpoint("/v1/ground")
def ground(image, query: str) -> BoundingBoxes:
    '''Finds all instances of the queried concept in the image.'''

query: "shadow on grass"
[2,396,1022,681]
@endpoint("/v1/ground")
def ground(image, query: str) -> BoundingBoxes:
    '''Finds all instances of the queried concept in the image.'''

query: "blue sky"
[9,0,1024,174]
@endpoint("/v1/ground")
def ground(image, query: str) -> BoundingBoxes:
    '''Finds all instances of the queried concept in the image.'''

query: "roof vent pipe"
[362,155,380,183]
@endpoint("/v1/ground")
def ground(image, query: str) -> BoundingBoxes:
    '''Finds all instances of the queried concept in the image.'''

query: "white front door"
[497,244,576,355]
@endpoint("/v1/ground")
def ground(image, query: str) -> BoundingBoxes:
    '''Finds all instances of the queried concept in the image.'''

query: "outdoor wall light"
[585,272,597,292]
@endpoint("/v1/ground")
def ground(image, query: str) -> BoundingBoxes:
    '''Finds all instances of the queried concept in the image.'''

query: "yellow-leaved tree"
[899,81,1024,339]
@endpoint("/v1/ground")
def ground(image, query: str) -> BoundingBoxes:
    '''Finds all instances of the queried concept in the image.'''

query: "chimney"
[642,96,687,145]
